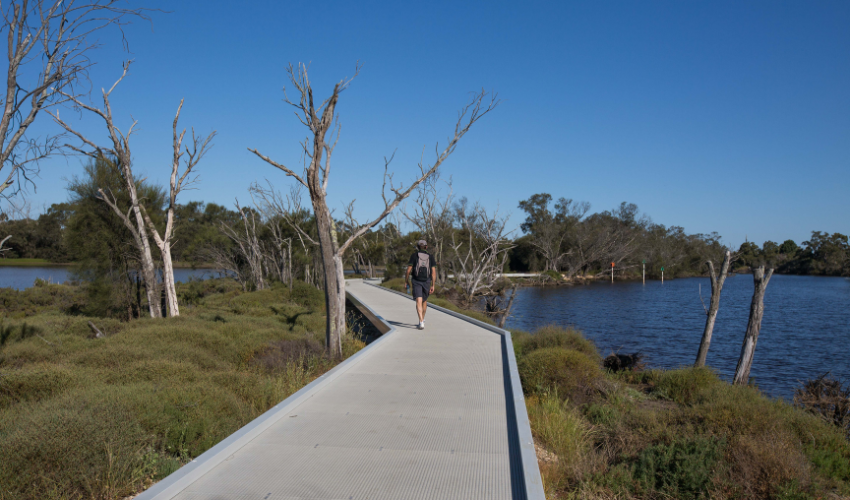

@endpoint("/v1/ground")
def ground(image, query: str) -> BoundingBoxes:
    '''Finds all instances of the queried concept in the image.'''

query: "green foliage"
[0,280,362,500]
[646,367,722,405]
[541,269,562,281]
[517,347,601,397]
[512,325,599,360]
[633,437,725,499]
[0,282,87,318]
[514,326,850,499]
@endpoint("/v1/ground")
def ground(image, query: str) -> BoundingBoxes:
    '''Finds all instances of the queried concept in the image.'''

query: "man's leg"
[422,300,428,319]
[415,297,425,323]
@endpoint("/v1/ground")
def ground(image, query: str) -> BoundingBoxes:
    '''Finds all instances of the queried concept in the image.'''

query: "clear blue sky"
[22,0,850,248]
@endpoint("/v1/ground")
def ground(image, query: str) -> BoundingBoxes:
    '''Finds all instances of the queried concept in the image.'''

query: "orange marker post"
[611,262,615,283]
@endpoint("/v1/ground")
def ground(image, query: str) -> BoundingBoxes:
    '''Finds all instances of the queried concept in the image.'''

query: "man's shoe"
[418,322,424,330]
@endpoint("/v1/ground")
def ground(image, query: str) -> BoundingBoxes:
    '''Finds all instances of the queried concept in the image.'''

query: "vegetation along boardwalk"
[136,279,543,500]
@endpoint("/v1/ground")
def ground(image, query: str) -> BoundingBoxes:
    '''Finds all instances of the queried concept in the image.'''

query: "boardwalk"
[137,280,542,500]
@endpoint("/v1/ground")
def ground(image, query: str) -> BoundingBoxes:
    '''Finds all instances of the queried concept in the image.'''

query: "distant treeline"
[1,181,847,283]
[508,193,849,278]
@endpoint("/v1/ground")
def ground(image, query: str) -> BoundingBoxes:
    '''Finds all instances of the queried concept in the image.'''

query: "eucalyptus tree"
[52,65,213,317]
[250,63,498,357]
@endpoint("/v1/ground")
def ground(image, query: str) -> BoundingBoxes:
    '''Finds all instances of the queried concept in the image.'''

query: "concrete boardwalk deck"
[137,280,542,500]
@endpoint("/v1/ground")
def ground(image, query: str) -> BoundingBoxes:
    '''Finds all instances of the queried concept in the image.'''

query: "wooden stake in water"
[642,260,645,285]
[611,262,615,283]
[661,266,664,284]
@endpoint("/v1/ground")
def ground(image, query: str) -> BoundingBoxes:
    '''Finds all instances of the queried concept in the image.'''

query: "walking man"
[405,239,436,330]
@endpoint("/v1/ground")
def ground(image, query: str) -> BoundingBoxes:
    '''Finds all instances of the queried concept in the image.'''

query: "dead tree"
[695,250,732,367]
[201,242,250,292]
[141,101,215,317]
[249,62,498,357]
[0,1,150,200]
[250,181,317,288]
[51,63,162,317]
[219,201,266,291]
[733,265,774,385]
[0,234,10,254]
[450,199,515,301]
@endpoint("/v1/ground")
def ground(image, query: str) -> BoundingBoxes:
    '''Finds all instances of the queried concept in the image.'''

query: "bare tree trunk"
[314,198,346,356]
[695,250,732,367]
[141,103,214,316]
[733,265,774,385]
[160,249,179,316]
[498,284,519,329]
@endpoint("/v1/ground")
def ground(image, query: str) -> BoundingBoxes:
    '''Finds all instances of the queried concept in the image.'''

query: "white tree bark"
[695,250,732,367]
[141,100,215,316]
[250,63,499,356]
[733,265,774,385]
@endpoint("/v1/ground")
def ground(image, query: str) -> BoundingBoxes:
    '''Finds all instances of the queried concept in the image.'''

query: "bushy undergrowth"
[518,347,602,399]
[0,279,363,500]
[513,326,850,500]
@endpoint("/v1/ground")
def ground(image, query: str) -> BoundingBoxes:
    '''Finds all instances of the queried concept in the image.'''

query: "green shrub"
[381,277,406,293]
[517,347,601,397]
[584,402,622,427]
[287,281,325,310]
[0,279,361,500]
[633,436,725,499]
[541,270,562,281]
[649,367,721,405]
[512,325,599,360]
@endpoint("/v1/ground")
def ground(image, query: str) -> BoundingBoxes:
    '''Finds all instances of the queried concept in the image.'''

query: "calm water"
[0,266,221,290]
[506,275,850,399]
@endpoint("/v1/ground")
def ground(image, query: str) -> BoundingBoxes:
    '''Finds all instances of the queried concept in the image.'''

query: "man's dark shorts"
[411,279,431,301]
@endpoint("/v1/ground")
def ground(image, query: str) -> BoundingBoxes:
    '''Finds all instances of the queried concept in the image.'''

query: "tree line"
[510,193,848,278]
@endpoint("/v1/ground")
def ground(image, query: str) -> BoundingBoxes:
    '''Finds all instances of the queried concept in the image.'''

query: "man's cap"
[417,239,427,247]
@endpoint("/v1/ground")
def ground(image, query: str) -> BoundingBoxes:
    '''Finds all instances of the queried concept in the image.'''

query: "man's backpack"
[414,252,430,281]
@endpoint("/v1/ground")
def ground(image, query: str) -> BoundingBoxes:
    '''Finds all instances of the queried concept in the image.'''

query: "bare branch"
[248,148,308,189]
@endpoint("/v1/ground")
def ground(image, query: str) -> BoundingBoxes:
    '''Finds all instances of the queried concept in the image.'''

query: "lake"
[506,274,850,399]
[0,266,222,290]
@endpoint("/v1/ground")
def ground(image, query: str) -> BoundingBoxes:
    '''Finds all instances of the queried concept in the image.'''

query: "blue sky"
[19,0,850,248]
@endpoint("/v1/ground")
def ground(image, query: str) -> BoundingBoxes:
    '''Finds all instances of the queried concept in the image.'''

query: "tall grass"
[0,280,364,500]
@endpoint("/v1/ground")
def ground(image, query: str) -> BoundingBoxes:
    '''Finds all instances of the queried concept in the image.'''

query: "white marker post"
[661,266,664,284]
[611,262,615,283]
[642,260,645,285]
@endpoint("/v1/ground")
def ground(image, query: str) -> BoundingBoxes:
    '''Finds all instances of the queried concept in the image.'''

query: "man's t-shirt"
[408,251,436,282]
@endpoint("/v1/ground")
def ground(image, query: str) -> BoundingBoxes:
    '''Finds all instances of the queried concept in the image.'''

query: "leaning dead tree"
[141,101,215,316]
[51,63,161,317]
[0,1,150,199]
[694,250,733,367]
[250,63,498,357]
[733,265,774,385]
